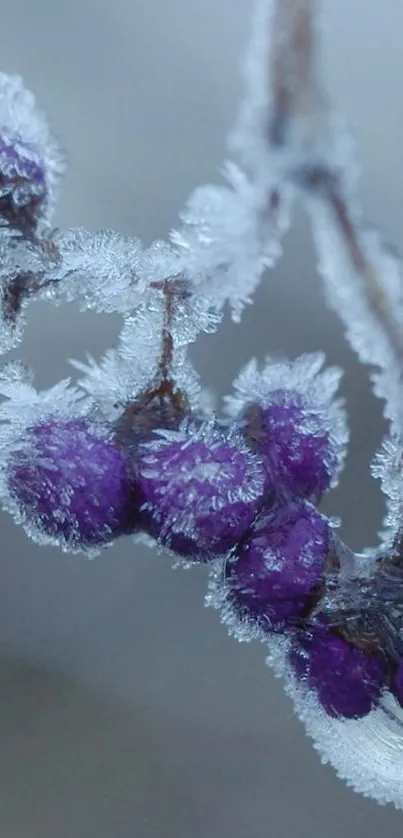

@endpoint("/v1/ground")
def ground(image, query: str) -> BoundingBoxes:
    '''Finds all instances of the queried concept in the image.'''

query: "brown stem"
[113,278,191,446]
[268,0,323,148]
[1,237,60,326]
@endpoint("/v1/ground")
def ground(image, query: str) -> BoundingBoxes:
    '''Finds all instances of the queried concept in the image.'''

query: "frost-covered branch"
[0,0,403,813]
[268,0,322,150]
[261,0,403,433]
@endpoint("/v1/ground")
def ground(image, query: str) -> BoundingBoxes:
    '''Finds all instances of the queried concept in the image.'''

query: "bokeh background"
[0,1,402,836]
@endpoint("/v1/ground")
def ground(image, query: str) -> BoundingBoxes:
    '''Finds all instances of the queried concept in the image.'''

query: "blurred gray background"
[0,1,401,836]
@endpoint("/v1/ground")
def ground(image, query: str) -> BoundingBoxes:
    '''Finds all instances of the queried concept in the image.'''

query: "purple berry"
[137,423,267,559]
[227,355,347,503]
[244,393,337,502]
[0,73,64,232]
[225,501,328,631]
[0,134,48,233]
[289,625,387,719]
[7,418,140,549]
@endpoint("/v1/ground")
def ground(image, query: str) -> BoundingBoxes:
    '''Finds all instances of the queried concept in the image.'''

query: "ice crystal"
[312,211,403,433]
[172,163,285,321]
[371,435,403,551]
[280,648,403,809]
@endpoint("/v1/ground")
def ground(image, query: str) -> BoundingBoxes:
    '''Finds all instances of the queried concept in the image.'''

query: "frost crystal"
[280,650,403,809]
[371,435,403,551]
[392,663,403,709]
[312,211,403,433]
[172,163,284,321]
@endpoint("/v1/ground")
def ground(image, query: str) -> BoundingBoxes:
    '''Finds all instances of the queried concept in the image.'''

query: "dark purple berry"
[137,423,267,560]
[8,418,140,549]
[225,501,328,631]
[289,625,387,719]
[244,392,338,502]
[0,134,48,233]
[227,356,347,503]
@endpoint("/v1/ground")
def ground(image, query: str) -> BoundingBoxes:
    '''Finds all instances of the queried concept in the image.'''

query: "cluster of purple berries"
[6,360,398,719]
[0,70,401,745]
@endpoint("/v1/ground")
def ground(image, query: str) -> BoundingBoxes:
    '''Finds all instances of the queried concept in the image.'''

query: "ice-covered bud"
[289,624,387,719]
[226,354,348,502]
[137,421,267,560]
[7,418,140,551]
[0,73,63,232]
[224,502,329,633]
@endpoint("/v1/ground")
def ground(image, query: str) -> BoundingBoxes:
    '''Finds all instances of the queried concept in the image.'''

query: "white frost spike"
[47,228,145,313]
[0,372,85,437]
[172,163,284,321]
[371,436,403,548]
[0,73,64,221]
[226,352,348,486]
[206,558,270,645]
[0,231,52,354]
[280,653,403,809]
[229,0,276,180]
[230,0,340,187]
[71,336,201,423]
[47,230,220,341]
[119,310,202,401]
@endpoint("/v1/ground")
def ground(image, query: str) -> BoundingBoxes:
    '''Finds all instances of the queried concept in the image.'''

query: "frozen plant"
[1,0,403,810]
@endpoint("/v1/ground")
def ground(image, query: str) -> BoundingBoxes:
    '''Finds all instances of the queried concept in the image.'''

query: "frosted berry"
[227,355,348,503]
[7,418,140,549]
[225,501,328,631]
[0,133,47,232]
[137,423,267,559]
[244,392,338,502]
[289,624,387,719]
[0,73,64,232]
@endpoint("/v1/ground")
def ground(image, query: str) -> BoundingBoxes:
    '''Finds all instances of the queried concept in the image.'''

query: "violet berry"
[137,422,267,560]
[289,624,387,719]
[0,73,63,232]
[7,418,140,550]
[224,501,329,632]
[226,355,348,503]
[0,134,47,232]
